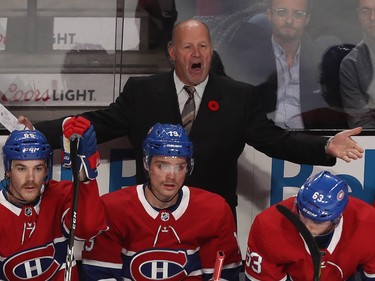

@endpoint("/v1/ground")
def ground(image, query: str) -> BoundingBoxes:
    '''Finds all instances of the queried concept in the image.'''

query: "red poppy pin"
[208,100,219,111]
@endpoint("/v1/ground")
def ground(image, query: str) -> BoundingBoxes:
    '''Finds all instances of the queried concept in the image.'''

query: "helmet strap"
[5,184,29,206]
[2,174,43,207]
[5,185,42,207]
[331,215,342,228]
[146,183,180,207]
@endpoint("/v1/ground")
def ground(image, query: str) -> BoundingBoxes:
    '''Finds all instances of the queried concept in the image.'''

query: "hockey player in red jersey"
[81,123,243,280]
[0,116,107,280]
[244,171,375,281]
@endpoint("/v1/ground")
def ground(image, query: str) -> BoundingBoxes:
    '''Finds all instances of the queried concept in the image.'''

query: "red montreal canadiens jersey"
[244,196,375,281]
[82,184,243,280]
[0,179,107,281]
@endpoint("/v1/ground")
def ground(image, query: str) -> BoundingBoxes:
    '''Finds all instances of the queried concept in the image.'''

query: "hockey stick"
[276,204,321,281]
[64,138,80,281]
[212,251,225,281]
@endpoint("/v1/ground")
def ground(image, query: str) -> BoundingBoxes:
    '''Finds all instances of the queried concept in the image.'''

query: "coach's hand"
[325,127,364,163]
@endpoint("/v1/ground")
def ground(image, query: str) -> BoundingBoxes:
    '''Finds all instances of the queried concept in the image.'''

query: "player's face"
[358,0,375,41]
[299,213,335,237]
[147,156,188,207]
[168,20,213,86]
[7,160,47,205]
[267,0,310,44]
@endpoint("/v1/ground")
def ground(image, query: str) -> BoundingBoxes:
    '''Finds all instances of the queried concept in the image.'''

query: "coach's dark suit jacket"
[36,71,335,211]
[227,39,348,129]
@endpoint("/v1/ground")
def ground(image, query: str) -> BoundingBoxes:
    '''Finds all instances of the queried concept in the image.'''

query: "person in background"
[340,0,375,128]
[244,171,375,280]
[81,123,243,280]
[318,43,356,129]
[228,0,345,129]
[19,19,364,219]
[137,0,177,50]
[0,116,107,280]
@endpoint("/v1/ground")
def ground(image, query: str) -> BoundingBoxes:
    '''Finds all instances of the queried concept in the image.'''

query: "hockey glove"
[62,116,100,180]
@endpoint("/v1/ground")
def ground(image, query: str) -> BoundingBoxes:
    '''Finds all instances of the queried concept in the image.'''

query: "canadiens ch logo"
[130,249,188,280]
[3,243,61,280]
[337,190,345,201]
[160,212,170,222]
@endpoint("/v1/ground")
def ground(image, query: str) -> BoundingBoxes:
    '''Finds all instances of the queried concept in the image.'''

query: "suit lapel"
[154,72,181,122]
[194,74,223,124]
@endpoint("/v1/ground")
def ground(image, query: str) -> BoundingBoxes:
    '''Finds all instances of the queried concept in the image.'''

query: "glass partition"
[203,0,363,131]
[0,0,171,129]
[0,0,373,133]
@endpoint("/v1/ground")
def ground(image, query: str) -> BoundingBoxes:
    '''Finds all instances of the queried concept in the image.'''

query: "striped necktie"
[181,85,196,134]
